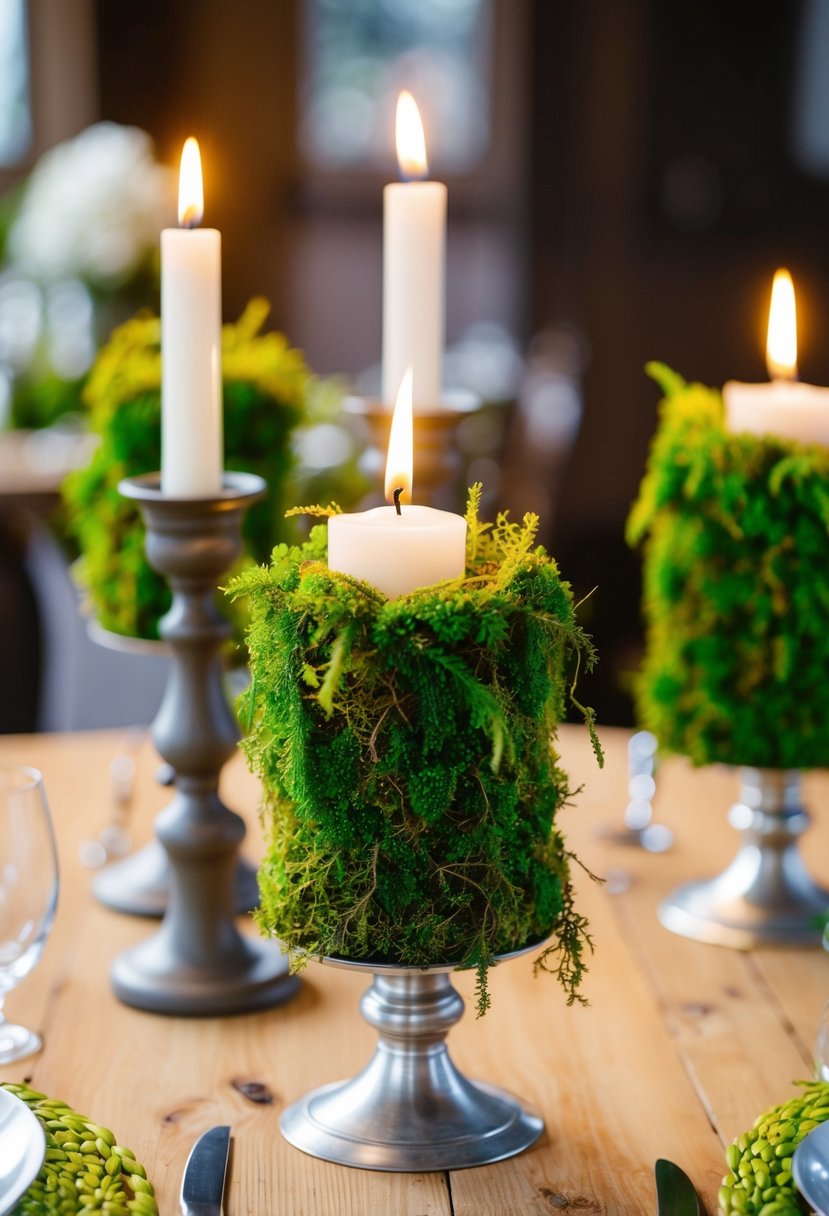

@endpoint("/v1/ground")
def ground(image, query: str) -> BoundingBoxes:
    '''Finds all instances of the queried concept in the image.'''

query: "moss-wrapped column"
[628,363,829,770]
[229,489,602,1012]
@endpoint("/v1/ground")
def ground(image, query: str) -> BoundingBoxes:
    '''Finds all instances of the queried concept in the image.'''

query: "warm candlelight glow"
[384,367,413,503]
[395,91,428,180]
[178,137,204,228]
[766,268,798,381]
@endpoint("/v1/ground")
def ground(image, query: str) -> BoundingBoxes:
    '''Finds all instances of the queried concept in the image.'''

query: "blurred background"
[2,0,829,732]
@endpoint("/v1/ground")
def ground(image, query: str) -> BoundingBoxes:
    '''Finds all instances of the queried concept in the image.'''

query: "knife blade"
[655,1158,700,1216]
[180,1125,231,1216]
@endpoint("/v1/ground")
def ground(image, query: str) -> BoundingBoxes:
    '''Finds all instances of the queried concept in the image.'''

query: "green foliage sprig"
[228,488,602,1013]
[63,300,309,640]
[628,362,829,768]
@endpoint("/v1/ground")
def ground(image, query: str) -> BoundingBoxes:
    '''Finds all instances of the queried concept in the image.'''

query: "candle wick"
[180,205,201,230]
[393,487,404,516]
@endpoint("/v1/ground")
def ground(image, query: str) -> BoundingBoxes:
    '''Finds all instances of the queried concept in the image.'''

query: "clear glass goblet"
[0,765,59,1063]
[816,999,829,1081]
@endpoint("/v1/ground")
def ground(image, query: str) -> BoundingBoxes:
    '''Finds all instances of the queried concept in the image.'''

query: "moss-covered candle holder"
[627,363,829,946]
[229,488,601,1171]
[628,362,829,769]
[63,299,311,642]
[228,486,602,1013]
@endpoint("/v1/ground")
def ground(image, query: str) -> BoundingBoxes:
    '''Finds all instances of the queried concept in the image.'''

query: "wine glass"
[816,999,829,1081]
[0,765,59,1063]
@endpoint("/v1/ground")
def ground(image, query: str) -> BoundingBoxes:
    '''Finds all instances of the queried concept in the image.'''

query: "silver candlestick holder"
[86,622,259,918]
[93,836,260,919]
[280,946,543,1172]
[108,472,300,1015]
[659,767,829,948]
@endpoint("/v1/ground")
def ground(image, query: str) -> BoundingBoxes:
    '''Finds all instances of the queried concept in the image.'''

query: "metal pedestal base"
[111,928,299,1016]
[281,953,543,1172]
[659,767,829,948]
[109,473,301,1016]
[93,839,259,918]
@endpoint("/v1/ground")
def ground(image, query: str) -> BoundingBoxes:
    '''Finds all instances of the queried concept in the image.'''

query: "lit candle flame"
[178,137,204,228]
[385,367,413,504]
[766,268,798,381]
[395,91,428,180]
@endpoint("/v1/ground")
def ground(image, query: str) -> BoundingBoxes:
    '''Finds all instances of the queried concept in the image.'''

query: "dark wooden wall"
[89,0,829,725]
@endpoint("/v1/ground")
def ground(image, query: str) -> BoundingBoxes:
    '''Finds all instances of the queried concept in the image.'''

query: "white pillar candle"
[723,379,829,446]
[161,137,223,497]
[328,369,466,598]
[723,268,829,446]
[328,504,467,599]
[382,91,446,410]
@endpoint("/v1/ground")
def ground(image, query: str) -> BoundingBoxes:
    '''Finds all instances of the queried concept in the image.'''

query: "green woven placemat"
[2,1082,158,1215]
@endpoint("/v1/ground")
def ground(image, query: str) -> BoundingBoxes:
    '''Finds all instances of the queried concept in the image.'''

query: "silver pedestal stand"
[281,946,543,1172]
[93,836,259,918]
[108,472,300,1015]
[86,621,259,919]
[659,767,829,948]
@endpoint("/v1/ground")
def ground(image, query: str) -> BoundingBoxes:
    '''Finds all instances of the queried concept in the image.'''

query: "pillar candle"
[328,369,466,597]
[723,269,829,446]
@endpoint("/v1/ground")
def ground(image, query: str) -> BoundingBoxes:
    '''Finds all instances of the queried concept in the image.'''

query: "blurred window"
[0,0,30,166]
[299,0,492,174]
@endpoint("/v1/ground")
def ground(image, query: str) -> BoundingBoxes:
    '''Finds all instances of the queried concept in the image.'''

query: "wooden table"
[2,725,828,1214]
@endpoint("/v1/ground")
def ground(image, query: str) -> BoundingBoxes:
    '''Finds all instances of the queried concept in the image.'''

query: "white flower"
[8,122,174,286]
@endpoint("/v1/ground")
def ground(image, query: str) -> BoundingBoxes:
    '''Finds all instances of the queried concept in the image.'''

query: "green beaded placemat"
[2,1082,158,1215]
[719,1079,829,1214]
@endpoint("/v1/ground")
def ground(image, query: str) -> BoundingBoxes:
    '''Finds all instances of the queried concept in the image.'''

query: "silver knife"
[655,1158,700,1216]
[180,1125,231,1216]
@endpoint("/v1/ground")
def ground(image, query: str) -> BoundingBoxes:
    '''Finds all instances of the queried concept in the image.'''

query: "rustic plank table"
[2,725,827,1214]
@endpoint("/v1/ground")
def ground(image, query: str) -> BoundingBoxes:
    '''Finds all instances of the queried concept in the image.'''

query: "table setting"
[4,87,829,1216]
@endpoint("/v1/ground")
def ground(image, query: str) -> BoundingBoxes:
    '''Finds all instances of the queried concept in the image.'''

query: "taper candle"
[382,92,446,410]
[161,137,223,497]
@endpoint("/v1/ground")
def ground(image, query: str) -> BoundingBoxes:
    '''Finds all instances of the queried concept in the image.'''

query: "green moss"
[228,488,602,1013]
[63,299,312,641]
[628,362,829,768]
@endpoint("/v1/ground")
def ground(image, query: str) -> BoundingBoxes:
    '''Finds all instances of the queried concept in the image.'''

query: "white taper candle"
[382,92,446,410]
[161,137,223,497]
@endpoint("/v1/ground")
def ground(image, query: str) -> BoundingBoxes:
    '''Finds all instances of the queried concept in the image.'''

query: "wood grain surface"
[2,725,828,1214]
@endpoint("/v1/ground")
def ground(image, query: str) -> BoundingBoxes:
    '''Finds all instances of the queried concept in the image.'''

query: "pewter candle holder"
[108,472,299,1015]
[280,947,543,1172]
[93,837,260,919]
[87,623,259,918]
[659,767,829,948]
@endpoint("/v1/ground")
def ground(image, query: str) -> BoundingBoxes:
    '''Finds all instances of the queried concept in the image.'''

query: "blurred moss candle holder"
[227,487,602,1170]
[62,298,311,642]
[627,363,829,947]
